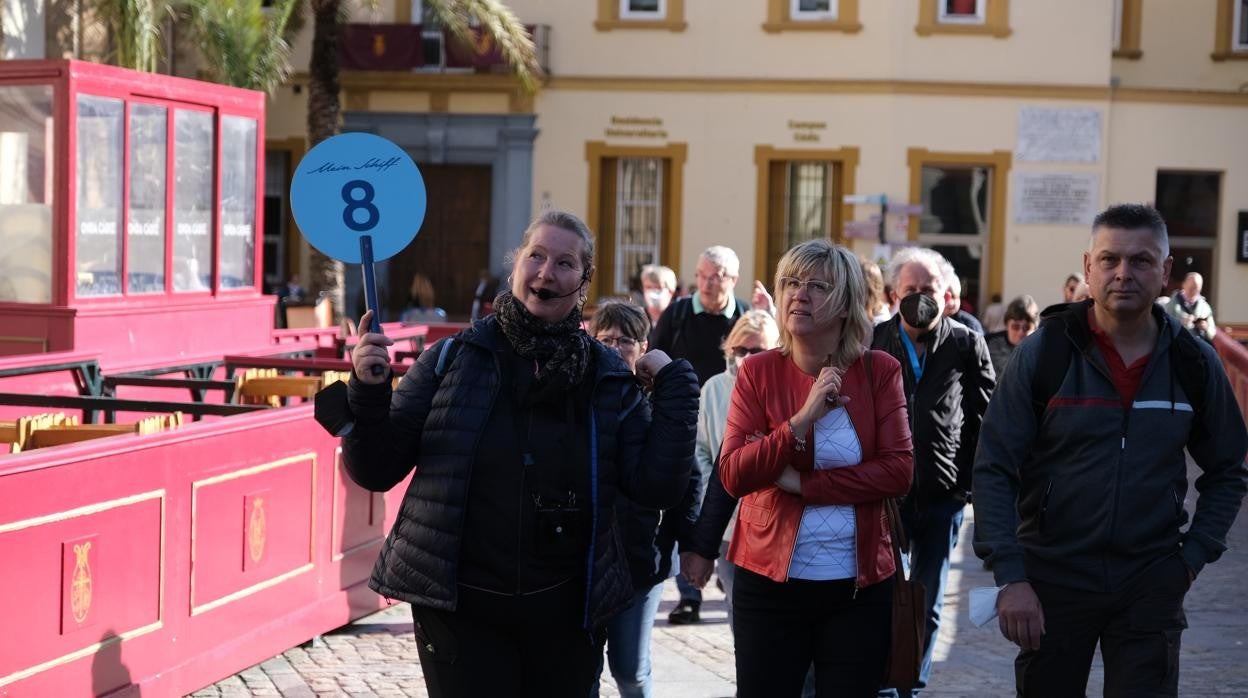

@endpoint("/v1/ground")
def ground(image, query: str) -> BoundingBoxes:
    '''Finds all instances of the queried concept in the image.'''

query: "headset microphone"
[533,271,590,301]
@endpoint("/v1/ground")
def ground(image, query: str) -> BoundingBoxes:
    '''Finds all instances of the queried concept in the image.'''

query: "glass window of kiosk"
[0,84,55,304]
[127,103,168,294]
[173,108,214,293]
[220,115,257,289]
[75,94,124,297]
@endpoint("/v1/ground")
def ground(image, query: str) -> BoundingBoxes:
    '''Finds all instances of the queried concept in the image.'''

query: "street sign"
[290,132,426,264]
[843,193,885,205]
[887,203,924,215]
[843,221,880,240]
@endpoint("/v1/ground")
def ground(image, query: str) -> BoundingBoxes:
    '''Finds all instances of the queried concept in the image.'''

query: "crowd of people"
[339,204,1247,697]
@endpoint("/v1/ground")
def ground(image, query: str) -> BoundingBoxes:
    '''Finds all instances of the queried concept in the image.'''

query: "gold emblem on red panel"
[71,542,93,624]
[248,498,266,563]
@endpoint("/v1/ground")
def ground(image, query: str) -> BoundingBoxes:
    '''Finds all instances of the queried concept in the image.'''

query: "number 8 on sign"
[290,132,426,264]
[341,180,380,232]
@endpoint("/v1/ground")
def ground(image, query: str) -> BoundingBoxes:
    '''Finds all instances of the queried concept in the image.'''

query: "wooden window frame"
[1113,0,1143,59]
[585,141,687,300]
[764,0,861,33]
[753,145,860,283]
[595,0,687,32]
[1212,0,1248,60]
[906,148,1012,300]
[915,0,1011,38]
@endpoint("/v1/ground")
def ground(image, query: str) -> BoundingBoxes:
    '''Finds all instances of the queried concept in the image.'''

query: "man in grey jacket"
[973,203,1248,697]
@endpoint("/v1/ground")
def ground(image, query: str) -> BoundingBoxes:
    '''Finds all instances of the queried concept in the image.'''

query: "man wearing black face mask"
[872,247,995,697]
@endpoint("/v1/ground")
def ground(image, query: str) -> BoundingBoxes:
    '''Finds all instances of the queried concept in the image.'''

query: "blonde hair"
[639,264,678,293]
[774,239,871,369]
[722,310,780,363]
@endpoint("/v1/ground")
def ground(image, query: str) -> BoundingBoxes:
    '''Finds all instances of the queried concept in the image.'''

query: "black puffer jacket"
[342,317,698,629]
[871,315,995,506]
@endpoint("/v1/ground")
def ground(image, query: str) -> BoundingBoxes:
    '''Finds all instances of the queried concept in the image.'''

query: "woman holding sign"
[342,210,698,697]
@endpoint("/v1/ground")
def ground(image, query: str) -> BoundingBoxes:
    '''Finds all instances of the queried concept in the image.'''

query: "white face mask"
[643,289,667,308]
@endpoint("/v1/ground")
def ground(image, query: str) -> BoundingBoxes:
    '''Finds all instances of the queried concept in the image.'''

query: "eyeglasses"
[732,346,765,358]
[779,277,833,296]
[696,270,734,284]
[597,335,640,350]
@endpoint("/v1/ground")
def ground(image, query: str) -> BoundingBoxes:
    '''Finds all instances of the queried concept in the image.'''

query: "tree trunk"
[305,0,345,325]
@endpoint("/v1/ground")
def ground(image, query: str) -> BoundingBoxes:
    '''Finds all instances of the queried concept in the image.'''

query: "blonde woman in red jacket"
[720,239,914,697]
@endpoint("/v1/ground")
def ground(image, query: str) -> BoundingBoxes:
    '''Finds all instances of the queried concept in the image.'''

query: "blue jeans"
[881,497,966,697]
[592,582,665,698]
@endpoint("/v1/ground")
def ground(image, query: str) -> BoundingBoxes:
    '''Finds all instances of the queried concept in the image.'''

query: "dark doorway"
[386,164,492,320]
[1155,170,1220,303]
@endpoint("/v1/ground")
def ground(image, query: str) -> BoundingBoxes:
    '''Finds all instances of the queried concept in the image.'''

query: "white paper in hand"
[969,586,1003,628]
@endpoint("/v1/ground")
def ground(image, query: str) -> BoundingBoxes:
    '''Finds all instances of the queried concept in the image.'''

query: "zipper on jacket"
[518,451,532,594]
[1105,407,1131,589]
[1039,481,1053,535]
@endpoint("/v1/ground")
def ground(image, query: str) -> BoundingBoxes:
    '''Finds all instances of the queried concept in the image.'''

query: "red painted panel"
[0,496,161,678]
[191,455,314,611]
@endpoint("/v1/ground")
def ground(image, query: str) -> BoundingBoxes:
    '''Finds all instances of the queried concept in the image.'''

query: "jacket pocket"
[738,501,773,526]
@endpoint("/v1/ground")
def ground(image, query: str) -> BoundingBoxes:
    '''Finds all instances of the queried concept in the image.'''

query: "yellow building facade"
[266,0,1248,320]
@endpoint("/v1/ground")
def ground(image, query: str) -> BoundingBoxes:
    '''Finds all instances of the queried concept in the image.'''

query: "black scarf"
[494,290,592,404]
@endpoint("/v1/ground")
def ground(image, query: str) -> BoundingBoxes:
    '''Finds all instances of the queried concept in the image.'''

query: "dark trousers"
[732,566,893,698]
[1016,554,1190,697]
[411,581,603,698]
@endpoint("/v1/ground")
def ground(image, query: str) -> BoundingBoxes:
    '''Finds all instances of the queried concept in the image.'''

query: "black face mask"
[899,293,941,330]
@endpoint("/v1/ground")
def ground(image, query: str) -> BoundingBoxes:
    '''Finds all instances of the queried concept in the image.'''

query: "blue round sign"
[290,132,426,263]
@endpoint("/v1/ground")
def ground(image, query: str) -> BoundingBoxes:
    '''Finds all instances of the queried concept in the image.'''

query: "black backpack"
[1029,302,1208,441]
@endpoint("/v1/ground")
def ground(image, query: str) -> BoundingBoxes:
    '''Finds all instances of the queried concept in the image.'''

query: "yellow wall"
[506,0,1109,86]
[1113,0,1248,92]
[1107,102,1248,323]
[535,87,1116,306]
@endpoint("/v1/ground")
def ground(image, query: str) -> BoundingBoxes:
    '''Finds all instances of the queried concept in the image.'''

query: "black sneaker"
[668,600,701,625]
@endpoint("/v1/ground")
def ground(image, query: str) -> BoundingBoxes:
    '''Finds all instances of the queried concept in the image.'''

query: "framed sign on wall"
[1239,211,1248,263]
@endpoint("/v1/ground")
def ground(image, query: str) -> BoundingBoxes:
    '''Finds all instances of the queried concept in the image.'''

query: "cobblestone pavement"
[195,461,1248,697]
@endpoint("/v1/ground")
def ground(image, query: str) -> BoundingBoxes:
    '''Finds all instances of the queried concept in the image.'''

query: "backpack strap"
[434,337,459,381]
[1030,306,1080,425]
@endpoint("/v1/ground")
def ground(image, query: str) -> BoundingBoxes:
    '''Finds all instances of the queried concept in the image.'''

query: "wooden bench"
[0,412,79,453]
[24,412,183,450]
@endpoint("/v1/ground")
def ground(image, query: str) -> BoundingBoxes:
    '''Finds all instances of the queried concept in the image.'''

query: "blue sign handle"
[359,235,385,376]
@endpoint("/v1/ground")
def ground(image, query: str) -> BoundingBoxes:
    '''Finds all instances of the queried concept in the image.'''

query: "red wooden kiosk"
[0,60,422,695]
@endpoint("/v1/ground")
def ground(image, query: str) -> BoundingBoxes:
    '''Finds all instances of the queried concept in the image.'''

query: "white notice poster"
[1017,107,1102,163]
[1013,172,1100,225]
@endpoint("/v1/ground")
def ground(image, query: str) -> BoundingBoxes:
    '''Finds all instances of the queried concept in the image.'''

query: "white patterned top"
[787,406,862,581]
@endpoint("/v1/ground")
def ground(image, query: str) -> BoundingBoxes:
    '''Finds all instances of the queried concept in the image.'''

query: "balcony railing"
[337,23,550,75]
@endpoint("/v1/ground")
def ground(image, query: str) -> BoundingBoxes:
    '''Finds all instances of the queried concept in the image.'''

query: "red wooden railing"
[1212,331,1248,431]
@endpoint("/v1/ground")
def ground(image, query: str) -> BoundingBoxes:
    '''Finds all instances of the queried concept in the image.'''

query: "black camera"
[534,491,586,557]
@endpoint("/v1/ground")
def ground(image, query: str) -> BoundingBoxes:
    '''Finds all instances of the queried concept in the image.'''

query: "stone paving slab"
[197,459,1248,697]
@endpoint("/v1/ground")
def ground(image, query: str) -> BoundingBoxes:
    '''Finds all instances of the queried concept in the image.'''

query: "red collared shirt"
[1087,307,1150,408]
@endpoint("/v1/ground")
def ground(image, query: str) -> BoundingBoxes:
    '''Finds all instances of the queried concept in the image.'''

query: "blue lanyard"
[899,329,926,383]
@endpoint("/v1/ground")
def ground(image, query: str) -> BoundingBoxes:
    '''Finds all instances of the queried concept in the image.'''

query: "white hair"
[938,258,961,297]
[701,246,740,278]
[886,247,949,295]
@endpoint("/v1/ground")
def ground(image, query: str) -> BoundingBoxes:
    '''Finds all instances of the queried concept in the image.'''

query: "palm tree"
[179,0,304,93]
[303,0,542,323]
[96,0,169,72]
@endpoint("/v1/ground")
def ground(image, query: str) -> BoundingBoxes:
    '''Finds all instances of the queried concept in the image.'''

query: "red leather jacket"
[720,348,914,588]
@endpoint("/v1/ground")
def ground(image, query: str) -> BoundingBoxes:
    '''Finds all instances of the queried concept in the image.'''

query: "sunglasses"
[732,346,765,358]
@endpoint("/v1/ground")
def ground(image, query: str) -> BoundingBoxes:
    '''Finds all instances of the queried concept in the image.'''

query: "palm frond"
[179,0,304,94]
[97,0,168,72]
[426,0,543,94]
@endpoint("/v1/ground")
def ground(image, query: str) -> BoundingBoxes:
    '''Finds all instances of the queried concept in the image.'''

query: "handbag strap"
[885,497,909,581]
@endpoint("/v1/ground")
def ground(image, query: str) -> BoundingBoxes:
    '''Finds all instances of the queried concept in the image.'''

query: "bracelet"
[788,419,807,453]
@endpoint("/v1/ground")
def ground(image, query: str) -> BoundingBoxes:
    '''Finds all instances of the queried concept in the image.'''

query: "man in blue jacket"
[973,203,1248,697]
